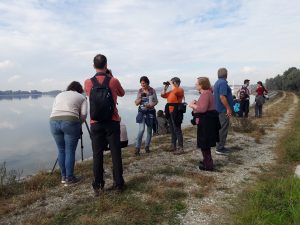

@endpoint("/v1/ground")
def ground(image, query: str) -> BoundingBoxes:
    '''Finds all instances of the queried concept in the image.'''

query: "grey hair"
[218,68,228,78]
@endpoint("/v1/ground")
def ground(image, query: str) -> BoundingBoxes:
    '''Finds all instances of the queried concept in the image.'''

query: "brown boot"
[169,144,176,152]
[173,146,184,155]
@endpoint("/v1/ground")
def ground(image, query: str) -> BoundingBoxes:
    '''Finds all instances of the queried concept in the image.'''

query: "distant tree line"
[266,67,300,91]
[0,90,61,96]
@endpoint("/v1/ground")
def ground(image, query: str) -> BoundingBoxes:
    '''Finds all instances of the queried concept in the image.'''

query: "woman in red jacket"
[255,81,268,117]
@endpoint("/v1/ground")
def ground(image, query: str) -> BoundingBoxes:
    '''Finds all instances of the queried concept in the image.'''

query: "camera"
[141,93,147,97]
[163,81,170,86]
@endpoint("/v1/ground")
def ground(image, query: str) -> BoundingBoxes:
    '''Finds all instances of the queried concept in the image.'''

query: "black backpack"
[89,73,114,122]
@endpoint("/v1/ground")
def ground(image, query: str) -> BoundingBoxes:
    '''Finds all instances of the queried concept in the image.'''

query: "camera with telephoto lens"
[163,81,170,86]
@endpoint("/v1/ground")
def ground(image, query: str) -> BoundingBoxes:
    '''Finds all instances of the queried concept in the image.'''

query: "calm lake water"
[0,92,255,176]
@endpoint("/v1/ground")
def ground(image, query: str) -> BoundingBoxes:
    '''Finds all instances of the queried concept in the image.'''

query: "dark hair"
[257,81,266,91]
[94,54,107,69]
[244,79,250,84]
[157,110,164,117]
[66,81,83,94]
[171,77,181,86]
[140,76,150,85]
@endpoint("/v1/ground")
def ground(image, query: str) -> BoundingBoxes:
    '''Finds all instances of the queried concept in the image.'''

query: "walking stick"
[84,120,91,138]
[80,127,84,161]
[51,158,58,174]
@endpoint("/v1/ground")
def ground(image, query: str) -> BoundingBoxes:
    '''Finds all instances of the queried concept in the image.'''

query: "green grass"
[234,177,300,225]
[43,172,188,225]
[231,97,300,225]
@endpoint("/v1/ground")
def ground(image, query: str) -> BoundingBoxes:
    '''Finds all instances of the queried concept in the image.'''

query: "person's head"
[244,79,250,86]
[257,81,263,87]
[218,68,228,79]
[66,81,83,94]
[140,76,150,89]
[157,110,164,117]
[170,77,181,87]
[196,77,211,92]
[93,54,107,70]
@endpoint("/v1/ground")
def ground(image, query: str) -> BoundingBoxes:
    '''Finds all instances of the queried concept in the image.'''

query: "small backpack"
[239,86,248,100]
[89,73,114,122]
[233,102,240,113]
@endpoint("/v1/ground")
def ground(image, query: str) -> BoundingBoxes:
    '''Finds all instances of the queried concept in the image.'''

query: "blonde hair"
[197,77,211,90]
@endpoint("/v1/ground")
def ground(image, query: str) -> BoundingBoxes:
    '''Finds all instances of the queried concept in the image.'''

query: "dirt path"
[1,92,298,225]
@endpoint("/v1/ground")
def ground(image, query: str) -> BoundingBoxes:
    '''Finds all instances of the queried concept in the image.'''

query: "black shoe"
[145,146,150,153]
[198,165,213,171]
[107,184,126,193]
[135,148,140,156]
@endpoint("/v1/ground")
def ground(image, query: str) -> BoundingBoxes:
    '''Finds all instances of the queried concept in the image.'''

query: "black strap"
[91,73,112,88]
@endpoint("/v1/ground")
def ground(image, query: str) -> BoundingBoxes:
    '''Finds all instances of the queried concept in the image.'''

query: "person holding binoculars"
[161,77,185,155]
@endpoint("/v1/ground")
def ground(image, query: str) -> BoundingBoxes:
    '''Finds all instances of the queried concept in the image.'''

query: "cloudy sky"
[0,0,299,91]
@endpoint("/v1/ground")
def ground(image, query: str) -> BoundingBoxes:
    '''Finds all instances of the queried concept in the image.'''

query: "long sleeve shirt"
[50,91,87,121]
[193,90,216,113]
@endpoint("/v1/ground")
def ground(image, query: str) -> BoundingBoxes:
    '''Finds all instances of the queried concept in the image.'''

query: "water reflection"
[0,93,255,176]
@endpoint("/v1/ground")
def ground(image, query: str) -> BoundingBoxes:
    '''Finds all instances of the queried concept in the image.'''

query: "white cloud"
[0,121,15,130]
[241,66,257,74]
[0,60,13,69]
[41,78,54,84]
[7,75,20,83]
[0,0,300,90]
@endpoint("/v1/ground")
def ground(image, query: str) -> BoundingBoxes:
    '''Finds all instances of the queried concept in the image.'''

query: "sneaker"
[145,146,150,153]
[215,148,230,155]
[173,147,184,155]
[61,176,66,184]
[64,176,81,187]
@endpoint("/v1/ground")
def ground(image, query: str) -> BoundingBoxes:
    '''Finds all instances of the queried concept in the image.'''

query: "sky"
[0,0,299,91]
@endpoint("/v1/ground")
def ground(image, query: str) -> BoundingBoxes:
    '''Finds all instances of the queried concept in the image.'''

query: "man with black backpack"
[237,79,250,118]
[84,54,125,196]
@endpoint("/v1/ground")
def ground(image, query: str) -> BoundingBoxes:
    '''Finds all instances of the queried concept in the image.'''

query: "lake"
[0,92,255,176]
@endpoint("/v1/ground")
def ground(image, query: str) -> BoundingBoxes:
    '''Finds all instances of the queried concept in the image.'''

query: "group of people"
[233,79,269,118]
[49,53,269,196]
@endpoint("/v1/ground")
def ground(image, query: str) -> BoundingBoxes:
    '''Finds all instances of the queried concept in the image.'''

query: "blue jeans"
[135,117,152,149]
[50,120,81,178]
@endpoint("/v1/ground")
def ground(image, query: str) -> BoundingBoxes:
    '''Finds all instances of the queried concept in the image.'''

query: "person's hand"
[188,100,197,108]
[226,108,233,117]
[107,68,112,76]
[145,103,151,108]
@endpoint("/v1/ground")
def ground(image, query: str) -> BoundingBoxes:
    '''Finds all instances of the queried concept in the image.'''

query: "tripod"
[51,121,91,174]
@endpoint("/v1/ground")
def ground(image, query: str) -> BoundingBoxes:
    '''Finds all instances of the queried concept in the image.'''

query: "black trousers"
[239,99,249,117]
[168,113,183,148]
[91,121,124,189]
